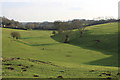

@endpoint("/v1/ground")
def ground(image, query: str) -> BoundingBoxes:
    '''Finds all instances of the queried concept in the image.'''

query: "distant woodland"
[0,16,119,30]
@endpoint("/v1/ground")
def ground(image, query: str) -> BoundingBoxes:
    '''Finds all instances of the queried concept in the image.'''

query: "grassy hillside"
[2,22,119,78]
[53,22,118,67]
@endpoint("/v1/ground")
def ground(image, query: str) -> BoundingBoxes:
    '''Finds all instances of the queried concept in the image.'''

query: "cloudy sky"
[0,0,119,22]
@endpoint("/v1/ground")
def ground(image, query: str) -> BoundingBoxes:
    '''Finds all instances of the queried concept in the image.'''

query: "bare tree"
[54,21,71,43]
[78,27,86,37]
[54,21,63,34]
[71,19,85,37]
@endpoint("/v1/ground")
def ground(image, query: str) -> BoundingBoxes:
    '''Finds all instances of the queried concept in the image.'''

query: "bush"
[11,32,21,39]
[64,35,69,43]
[52,31,56,35]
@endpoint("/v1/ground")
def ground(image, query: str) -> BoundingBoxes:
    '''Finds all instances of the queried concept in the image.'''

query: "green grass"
[2,22,119,78]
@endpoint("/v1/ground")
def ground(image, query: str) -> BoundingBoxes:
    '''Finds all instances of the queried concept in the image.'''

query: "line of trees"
[1,16,118,30]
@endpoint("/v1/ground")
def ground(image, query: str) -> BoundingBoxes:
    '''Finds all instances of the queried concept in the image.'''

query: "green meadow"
[2,22,119,78]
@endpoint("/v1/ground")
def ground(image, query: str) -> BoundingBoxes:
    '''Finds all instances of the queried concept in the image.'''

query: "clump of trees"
[11,32,21,39]
[1,16,23,29]
[25,23,39,30]
[53,21,73,43]
[53,19,88,43]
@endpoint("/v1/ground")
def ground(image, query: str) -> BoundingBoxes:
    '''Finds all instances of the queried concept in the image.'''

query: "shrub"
[11,32,21,39]
[64,35,69,43]
[52,31,56,35]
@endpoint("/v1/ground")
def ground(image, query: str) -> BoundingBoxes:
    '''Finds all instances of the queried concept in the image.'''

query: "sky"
[0,0,119,22]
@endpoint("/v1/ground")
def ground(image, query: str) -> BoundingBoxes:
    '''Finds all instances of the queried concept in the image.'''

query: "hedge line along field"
[2,22,119,78]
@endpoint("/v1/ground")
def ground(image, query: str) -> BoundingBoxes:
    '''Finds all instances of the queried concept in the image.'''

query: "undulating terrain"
[2,22,119,78]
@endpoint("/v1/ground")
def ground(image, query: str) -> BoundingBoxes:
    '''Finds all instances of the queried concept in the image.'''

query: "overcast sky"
[0,0,119,22]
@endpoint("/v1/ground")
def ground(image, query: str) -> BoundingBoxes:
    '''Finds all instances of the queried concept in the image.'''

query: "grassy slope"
[53,22,118,67]
[2,22,119,78]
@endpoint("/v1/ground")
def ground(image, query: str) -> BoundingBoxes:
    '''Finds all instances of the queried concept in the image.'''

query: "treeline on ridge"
[0,16,119,30]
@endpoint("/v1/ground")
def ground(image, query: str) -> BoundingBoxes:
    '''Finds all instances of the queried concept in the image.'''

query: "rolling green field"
[2,22,119,78]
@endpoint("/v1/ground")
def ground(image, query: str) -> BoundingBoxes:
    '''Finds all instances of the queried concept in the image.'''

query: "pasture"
[2,22,119,78]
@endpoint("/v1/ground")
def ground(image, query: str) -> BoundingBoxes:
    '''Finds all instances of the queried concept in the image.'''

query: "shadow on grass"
[86,55,118,67]
[17,36,60,46]
[20,36,47,39]
[52,31,119,67]
[17,40,59,46]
